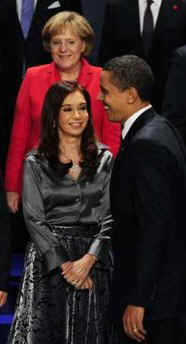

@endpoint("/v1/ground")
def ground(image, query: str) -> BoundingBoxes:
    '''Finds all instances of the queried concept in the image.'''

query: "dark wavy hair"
[37,82,99,179]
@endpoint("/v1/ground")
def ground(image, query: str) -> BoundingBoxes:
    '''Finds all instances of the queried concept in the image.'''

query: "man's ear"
[127,87,138,104]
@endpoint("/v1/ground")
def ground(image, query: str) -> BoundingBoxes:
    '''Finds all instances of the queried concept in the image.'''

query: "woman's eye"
[79,105,87,111]
[52,41,61,47]
[62,107,72,112]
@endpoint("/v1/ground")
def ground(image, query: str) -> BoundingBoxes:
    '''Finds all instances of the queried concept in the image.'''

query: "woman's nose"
[73,109,81,118]
[59,41,67,52]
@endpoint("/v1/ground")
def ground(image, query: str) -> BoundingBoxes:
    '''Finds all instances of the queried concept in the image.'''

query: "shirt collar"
[142,0,162,4]
[122,104,152,139]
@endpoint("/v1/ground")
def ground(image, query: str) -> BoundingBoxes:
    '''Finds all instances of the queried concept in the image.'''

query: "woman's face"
[58,90,89,138]
[50,27,85,72]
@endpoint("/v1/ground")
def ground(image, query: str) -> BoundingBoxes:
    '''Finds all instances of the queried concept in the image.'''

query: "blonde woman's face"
[50,27,85,72]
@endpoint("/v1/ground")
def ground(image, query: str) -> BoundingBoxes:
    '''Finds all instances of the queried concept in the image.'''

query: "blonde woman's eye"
[52,41,60,46]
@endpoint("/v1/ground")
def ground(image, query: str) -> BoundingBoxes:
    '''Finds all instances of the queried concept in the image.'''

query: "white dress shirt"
[138,0,162,33]
[122,104,152,139]
[16,0,37,20]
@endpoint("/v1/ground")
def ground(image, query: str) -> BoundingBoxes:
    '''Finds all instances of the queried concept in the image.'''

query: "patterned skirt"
[7,225,115,344]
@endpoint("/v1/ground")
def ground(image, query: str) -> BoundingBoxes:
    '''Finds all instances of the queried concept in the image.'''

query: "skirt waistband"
[52,224,100,237]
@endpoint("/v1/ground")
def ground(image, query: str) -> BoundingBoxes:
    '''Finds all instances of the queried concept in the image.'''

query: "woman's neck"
[59,136,82,162]
[59,61,82,82]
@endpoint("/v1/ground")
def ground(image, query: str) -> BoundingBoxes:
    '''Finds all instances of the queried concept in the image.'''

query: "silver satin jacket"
[22,146,114,274]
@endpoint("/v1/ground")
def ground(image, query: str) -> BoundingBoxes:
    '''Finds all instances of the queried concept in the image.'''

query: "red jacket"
[5,59,121,194]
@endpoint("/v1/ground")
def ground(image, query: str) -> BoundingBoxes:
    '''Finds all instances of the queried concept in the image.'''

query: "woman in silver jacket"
[8,81,115,344]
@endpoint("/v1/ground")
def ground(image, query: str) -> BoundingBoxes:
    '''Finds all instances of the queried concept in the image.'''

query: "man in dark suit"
[98,0,186,112]
[0,171,11,307]
[99,55,186,343]
[163,45,186,145]
[0,0,82,169]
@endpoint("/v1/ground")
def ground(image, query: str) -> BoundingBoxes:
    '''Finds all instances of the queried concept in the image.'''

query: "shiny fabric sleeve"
[22,157,69,274]
[88,152,114,261]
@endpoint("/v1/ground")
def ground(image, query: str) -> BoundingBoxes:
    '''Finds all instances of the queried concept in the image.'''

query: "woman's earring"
[53,121,56,129]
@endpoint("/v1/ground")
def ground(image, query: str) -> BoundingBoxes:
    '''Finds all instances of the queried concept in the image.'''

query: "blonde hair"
[42,11,95,56]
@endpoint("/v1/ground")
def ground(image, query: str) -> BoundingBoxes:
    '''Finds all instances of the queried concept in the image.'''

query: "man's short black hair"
[103,55,154,101]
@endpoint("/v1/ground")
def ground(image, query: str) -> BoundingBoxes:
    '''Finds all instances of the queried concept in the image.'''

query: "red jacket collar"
[78,58,94,88]
[48,58,94,87]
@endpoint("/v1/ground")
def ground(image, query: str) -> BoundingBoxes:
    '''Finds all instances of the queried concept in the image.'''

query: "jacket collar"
[46,58,94,87]
[77,58,95,88]
[121,107,156,149]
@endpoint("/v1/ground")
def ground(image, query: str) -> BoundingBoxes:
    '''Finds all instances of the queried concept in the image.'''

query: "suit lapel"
[34,0,57,11]
[113,109,156,172]
[129,0,140,33]
[154,0,169,35]
[124,0,141,37]
[121,108,156,149]
[77,59,93,88]
[45,62,61,85]
[28,0,61,39]
[7,0,23,37]
[154,0,183,35]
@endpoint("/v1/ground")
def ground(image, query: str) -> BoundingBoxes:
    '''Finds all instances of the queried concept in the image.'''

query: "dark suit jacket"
[111,108,186,321]
[98,0,186,112]
[163,45,186,145]
[0,0,82,168]
[0,171,11,291]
